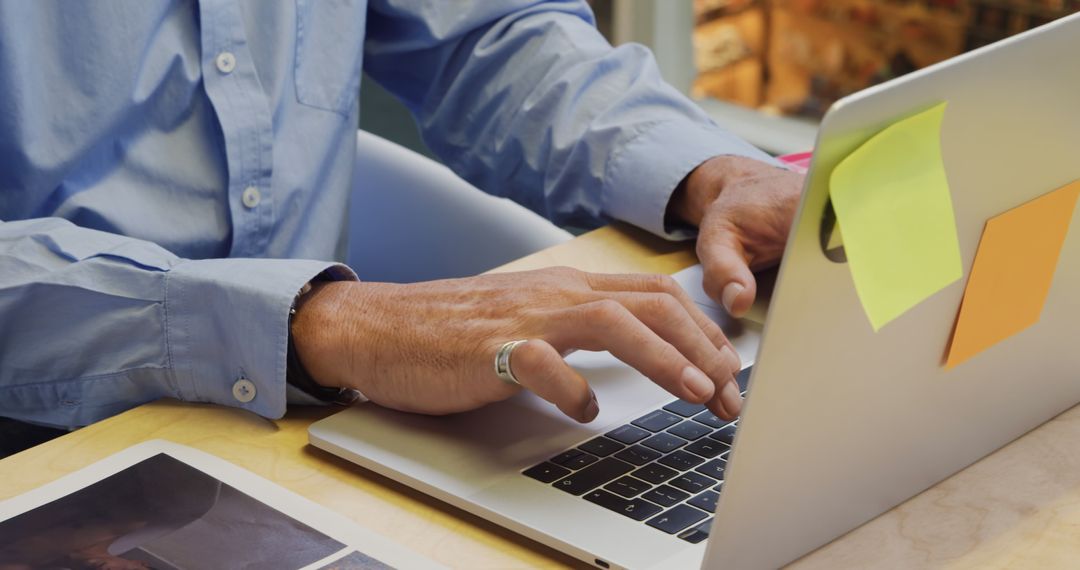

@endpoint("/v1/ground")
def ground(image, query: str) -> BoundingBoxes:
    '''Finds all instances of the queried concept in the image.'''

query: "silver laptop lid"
[703,13,1080,569]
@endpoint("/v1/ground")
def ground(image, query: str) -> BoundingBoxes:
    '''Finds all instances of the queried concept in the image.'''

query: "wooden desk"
[3,223,1079,569]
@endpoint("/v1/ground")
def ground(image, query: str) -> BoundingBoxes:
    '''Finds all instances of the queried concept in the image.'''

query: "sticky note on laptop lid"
[830,102,963,331]
[945,180,1080,368]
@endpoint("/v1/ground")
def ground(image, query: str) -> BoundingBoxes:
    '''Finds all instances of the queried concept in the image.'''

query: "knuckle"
[652,273,680,294]
[654,345,687,375]
[517,306,549,324]
[552,266,584,280]
[704,323,729,347]
[641,294,683,324]
[587,299,626,323]
[638,293,668,315]
[657,294,683,314]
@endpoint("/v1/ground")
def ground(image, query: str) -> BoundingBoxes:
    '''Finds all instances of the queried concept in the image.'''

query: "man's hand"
[291,269,744,423]
[669,156,804,317]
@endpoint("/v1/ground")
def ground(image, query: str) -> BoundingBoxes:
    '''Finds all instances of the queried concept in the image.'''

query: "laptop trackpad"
[309,352,673,496]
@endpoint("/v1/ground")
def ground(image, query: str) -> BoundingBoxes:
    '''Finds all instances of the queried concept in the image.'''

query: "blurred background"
[362,0,1078,159]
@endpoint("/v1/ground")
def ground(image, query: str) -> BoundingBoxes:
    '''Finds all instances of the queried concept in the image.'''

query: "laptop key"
[714,481,724,492]
[687,490,720,513]
[523,462,572,484]
[708,424,738,446]
[692,410,730,429]
[550,450,599,470]
[662,400,707,418]
[641,432,688,453]
[684,438,728,459]
[565,453,600,469]
[552,458,634,496]
[614,445,662,466]
[646,504,709,534]
[577,436,625,458]
[641,485,690,507]
[677,518,713,544]
[695,458,727,481]
[604,476,652,498]
[549,450,580,465]
[584,489,664,522]
[670,471,715,494]
[632,410,683,432]
[667,421,712,441]
[632,463,679,485]
[606,424,651,445]
[658,450,706,472]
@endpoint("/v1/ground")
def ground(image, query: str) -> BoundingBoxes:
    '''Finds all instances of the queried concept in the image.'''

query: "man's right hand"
[290,268,743,423]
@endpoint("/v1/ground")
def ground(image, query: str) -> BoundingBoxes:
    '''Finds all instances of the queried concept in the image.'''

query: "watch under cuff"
[286,277,365,405]
[286,332,363,405]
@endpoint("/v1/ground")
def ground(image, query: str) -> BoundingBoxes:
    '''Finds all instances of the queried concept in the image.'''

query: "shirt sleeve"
[362,0,780,239]
[0,217,355,429]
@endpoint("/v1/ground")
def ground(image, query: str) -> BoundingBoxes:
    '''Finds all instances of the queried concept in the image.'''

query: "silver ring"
[494,340,528,386]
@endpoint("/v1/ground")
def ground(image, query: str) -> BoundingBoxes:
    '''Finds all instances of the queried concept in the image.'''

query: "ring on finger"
[494,340,528,386]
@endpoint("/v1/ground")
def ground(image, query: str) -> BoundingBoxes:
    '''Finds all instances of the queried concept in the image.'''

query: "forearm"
[365,0,778,237]
[0,218,352,428]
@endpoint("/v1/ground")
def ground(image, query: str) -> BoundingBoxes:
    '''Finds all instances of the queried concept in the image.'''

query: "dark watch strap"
[286,276,362,405]
[286,332,352,403]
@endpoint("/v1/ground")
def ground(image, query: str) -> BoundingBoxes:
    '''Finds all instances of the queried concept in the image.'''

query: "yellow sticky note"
[830,103,963,330]
[946,180,1080,368]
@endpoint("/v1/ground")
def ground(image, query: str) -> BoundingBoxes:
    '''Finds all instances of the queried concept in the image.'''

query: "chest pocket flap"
[294,0,366,116]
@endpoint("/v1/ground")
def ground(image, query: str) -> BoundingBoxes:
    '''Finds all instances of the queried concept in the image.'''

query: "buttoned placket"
[197,0,275,258]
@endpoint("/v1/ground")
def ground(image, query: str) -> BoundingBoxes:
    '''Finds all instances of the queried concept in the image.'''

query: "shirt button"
[241,186,261,209]
[232,378,256,403]
[216,51,236,74]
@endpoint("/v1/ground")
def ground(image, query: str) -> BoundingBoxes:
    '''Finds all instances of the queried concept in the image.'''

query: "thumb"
[697,220,757,318]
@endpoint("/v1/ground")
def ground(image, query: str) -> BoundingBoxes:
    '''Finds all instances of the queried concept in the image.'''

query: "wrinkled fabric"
[0,0,775,428]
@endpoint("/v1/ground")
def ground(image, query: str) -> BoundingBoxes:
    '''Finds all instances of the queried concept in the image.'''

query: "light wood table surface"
[3,223,1080,569]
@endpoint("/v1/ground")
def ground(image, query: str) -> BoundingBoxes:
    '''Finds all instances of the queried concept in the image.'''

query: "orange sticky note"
[946,179,1080,368]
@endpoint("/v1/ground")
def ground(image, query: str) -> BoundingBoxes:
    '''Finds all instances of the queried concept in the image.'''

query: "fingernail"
[720,380,742,416]
[681,366,715,401]
[583,392,600,422]
[721,282,744,315]
[719,345,742,371]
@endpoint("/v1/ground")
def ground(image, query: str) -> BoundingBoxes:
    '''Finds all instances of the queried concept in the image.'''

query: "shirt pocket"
[294,0,366,116]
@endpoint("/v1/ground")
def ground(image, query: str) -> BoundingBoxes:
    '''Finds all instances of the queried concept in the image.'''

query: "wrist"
[290,280,354,390]
[668,155,779,227]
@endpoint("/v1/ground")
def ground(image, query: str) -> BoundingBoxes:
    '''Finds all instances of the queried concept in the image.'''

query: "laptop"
[310,14,1080,569]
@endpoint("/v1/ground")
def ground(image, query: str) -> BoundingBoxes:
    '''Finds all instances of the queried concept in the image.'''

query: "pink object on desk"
[778,151,813,174]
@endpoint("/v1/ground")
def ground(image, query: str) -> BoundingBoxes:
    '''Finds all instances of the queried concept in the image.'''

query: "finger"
[607,292,743,418]
[606,290,739,382]
[585,272,738,358]
[697,218,758,318]
[707,376,743,421]
[582,273,744,418]
[508,339,598,423]
[547,300,716,405]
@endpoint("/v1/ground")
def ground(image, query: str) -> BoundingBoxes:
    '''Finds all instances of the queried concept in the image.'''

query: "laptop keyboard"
[522,366,751,545]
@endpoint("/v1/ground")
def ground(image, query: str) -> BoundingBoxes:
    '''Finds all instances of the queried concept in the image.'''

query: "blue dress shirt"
[0,0,776,428]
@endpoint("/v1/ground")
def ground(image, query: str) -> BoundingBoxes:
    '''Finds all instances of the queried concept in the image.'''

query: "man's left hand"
[668,155,805,317]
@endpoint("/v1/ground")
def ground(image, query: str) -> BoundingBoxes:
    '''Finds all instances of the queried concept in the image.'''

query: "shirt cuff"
[164,258,357,419]
[602,120,782,240]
